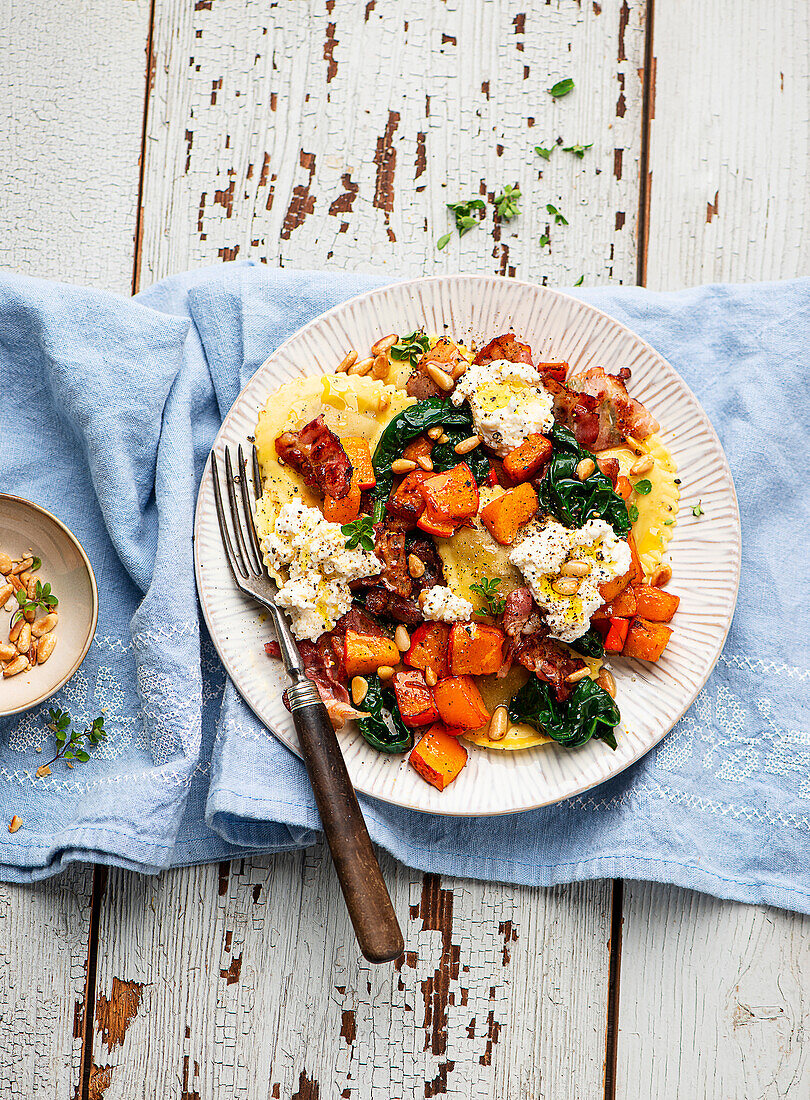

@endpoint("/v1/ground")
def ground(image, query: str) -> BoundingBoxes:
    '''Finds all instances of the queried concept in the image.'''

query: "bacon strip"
[473,333,533,366]
[510,629,586,702]
[275,414,353,499]
[568,367,659,444]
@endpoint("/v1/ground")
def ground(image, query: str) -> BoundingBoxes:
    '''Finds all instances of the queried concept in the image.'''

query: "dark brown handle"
[291,697,404,964]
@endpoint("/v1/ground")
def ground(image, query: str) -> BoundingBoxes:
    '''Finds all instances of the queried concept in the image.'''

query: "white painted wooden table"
[1,2,808,1097]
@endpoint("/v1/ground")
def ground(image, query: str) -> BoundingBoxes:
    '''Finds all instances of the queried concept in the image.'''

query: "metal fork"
[211,444,404,964]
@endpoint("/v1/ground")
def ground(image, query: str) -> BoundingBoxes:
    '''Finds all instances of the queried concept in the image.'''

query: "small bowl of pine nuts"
[0,495,98,717]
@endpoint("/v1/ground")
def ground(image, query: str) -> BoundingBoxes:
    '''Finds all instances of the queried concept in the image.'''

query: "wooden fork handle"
[290,689,404,964]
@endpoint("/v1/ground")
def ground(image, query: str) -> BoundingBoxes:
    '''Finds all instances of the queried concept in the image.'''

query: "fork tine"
[237,443,264,574]
[252,444,263,501]
[224,447,251,576]
[211,451,245,581]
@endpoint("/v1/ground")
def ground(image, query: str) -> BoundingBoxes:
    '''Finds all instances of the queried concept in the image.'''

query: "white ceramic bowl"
[194,275,741,816]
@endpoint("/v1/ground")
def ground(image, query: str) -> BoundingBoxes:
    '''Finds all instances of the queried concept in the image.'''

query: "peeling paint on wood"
[95,977,144,1052]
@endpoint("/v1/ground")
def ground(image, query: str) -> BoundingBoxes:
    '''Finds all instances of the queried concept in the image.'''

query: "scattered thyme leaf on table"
[494,184,521,220]
[574,275,585,286]
[546,203,568,226]
[437,198,485,250]
[548,77,575,99]
[562,142,593,158]
[534,145,555,160]
[692,500,705,517]
[539,234,551,248]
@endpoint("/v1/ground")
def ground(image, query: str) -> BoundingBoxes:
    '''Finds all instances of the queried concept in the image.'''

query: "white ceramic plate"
[194,275,741,816]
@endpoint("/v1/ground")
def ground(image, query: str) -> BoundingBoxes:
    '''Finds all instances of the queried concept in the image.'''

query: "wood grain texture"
[91,850,612,1099]
[0,0,151,292]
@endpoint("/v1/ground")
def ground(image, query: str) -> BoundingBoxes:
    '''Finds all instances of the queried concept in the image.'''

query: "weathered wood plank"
[0,0,152,292]
[617,2,810,1096]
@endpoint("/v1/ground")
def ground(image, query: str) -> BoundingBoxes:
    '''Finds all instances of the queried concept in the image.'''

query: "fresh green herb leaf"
[548,77,575,99]
[539,233,551,248]
[42,708,106,772]
[494,184,521,221]
[536,425,631,538]
[663,519,674,526]
[443,198,485,244]
[628,503,639,523]
[11,578,59,626]
[562,142,593,158]
[634,479,653,496]
[30,557,41,572]
[389,331,430,369]
[508,676,620,749]
[470,578,506,618]
[436,232,452,251]
[573,275,584,286]
[546,203,568,225]
[534,145,555,160]
[341,515,376,553]
[692,500,704,517]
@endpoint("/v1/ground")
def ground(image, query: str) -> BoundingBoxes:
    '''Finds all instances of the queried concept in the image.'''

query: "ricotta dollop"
[509,517,631,643]
[420,585,474,624]
[451,358,555,456]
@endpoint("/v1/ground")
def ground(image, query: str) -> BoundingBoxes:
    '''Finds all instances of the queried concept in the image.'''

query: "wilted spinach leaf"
[569,626,605,659]
[357,674,413,754]
[537,424,631,538]
[507,675,620,750]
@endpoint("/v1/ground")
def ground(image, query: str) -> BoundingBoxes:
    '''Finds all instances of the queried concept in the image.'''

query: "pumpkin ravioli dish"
[256,329,679,793]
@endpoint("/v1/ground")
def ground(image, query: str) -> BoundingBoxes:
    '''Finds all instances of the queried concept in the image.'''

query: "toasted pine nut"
[488,705,509,742]
[8,619,23,645]
[8,815,22,833]
[371,354,390,380]
[394,625,411,652]
[377,664,395,682]
[630,455,654,476]
[552,577,580,596]
[407,554,426,579]
[0,553,12,574]
[348,356,374,376]
[597,669,617,698]
[37,633,57,664]
[560,560,591,577]
[417,591,428,608]
[3,655,29,678]
[0,583,13,606]
[565,666,591,684]
[0,643,16,662]
[425,667,438,688]
[426,363,454,392]
[427,426,443,440]
[18,571,32,588]
[576,458,595,481]
[625,435,644,455]
[11,557,32,575]
[453,434,481,456]
[416,454,433,471]
[351,675,369,705]
[26,577,37,600]
[371,333,398,357]
[35,765,51,779]
[437,433,450,445]
[377,393,391,413]
[335,349,357,373]
[450,360,469,380]
[32,613,58,637]
[391,458,417,475]
[16,623,31,654]
[28,643,37,667]
[651,564,672,588]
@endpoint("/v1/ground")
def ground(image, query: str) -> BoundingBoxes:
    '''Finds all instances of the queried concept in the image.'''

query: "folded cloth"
[0,264,807,914]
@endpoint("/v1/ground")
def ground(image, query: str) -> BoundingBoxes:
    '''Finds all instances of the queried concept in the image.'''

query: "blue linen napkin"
[1,263,808,914]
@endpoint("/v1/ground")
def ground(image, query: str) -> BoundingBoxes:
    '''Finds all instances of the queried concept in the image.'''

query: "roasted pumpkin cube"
[604,617,630,653]
[633,585,680,622]
[409,724,468,791]
[449,621,505,676]
[434,675,490,731]
[344,631,401,678]
[404,622,450,680]
[623,617,673,662]
[502,433,553,483]
[418,463,479,521]
[342,436,376,490]
[387,469,430,524]
[480,482,538,545]
[392,669,440,728]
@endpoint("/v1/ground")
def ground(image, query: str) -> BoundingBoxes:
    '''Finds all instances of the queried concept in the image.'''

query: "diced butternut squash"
[387,469,429,524]
[502,434,553,483]
[342,436,376,490]
[344,631,401,678]
[420,336,463,366]
[632,585,680,622]
[449,621,505,676]
[609,587,638,618]
[416,507,457,538]
[418,464,479,522]
[536,361,569,382]
[480,482,538,545]
[622,617,673,662]
[434,675,490,731]
[598,566,633,605]
[392,670,440,727]
[627,530,644,585]
[604,617,630,653]
[322,479,361,524]
[404,622,450,680]
[402,435,433,464]
[616,475,632,501]
[409,724,468,791]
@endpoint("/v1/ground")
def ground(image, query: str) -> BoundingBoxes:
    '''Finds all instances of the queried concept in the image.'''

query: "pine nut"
[0,583,13,606]
[391,458,417,475]
[18,571,32,587]
[377,393,391,413]
[28,643,37,667]
[560,560,591,577]
[35,765,51,779]
[0,553,12,574]
[371,333,398,356]
[488,705,509,741]
[625,435,644,455]
[552,577,580,596]
[37,633,57,664]
[407,554,425,579]
[377,664,395,681]
[3,655,29,678]
[8,619,23,645]
[0,643,16,662]
[11,557,33,575]
[8,815,22,833]
[416,454,433,471]
[425,667,438,688]
[576,458,595,481]
[437,433,450,445]
[427,426,443,440]
[565,666,591,684]
[651,564,672,588]
[371,354,390,380]
[351,676,369,705]
[32,613,58,637]
[16,623,31,654]
[394,625,411,651]
[453,435,481,456]
[450,359,469,380]
[348,356,374,376]
[597,668,617,698]
[26,577,37,600]
[426,363,454,392]
[630,455,654,476]
[335,349,357,373]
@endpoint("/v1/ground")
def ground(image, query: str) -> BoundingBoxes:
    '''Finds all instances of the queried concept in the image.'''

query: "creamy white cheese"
[451,358,555,456]
[261,499,381,641]
[509,517,631,643]
[420,585,474,624]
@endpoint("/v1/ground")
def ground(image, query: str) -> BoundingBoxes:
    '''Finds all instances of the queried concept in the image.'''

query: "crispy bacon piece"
[405,535,445,592]
[568,367,659,444]
[363,586,423,624]
[406,337,465,399]
[373,524,413,599]
[596,455,620,488]
[502,587,534,637]
[275,414,353,499]
[473,333,533,366]
[510,629,586,702]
